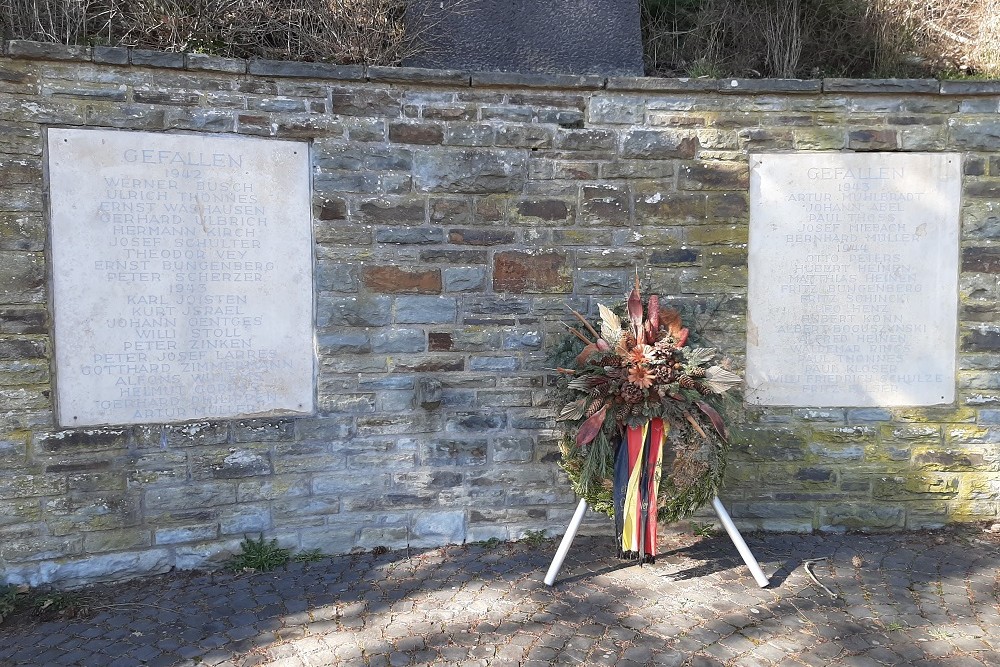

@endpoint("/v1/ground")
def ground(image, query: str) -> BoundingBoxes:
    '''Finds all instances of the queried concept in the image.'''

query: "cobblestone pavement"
[1,527,998,666]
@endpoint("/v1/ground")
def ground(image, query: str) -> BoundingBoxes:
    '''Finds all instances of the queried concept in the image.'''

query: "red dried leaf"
[695,401,728,441]
[648,295,660,329]
[675,327,689,348]
[575,405,608,446]
[627,285,643,329]
[644,319,657,342]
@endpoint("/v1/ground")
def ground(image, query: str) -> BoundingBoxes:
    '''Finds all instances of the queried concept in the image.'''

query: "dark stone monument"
[404,0,644,76]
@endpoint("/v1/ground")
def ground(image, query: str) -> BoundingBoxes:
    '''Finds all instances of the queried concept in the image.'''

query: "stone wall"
[0,40,998,586]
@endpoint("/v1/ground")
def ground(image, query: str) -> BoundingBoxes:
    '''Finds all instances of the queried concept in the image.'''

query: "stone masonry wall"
[0,40,998,586]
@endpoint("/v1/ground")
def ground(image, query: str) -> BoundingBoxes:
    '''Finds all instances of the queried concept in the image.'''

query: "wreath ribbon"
[614,418,666,560]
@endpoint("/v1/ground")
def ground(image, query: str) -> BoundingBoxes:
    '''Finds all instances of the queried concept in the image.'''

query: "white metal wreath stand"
[543,496,770,588]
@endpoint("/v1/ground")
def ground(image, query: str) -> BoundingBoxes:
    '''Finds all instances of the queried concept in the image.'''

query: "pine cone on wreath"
[585,397,605,417]
[654,365,674,384]
[620,382,644,404]
[689,367,707,378]
[678,375,696,389]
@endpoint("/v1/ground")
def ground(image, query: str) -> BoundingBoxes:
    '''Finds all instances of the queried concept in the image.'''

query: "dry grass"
[0,0,455,66]
[641,0,1000,78]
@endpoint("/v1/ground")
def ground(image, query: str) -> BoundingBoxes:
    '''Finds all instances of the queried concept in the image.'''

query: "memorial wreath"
[552,279,740,560]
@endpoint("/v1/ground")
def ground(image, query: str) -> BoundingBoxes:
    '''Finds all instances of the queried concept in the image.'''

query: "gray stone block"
[948,120,1000,150]
[368,66,470,85]
[718,79,821,93]
[319,296,392,327]
[131,49,185,69]
[7,40,89,61]
[416,377,443,409]
[410,511,465,546]
[606,76,717,92]
[469,356,520,372]
[823,78,939,94]
[492,437,535,463]
[443,267,486,292]
[186,53,247,73]
[372,328,426,353]
[219,505,272,535]
[395,296,457,324]
[413,148,526,194]
[318,331,371,353]
[589,95,644,124]
[375,227,444,244]
[92,46,129,65]
[36,549,173,587]
[154,525,220,545]
[248,59,365,80]
[941,80,1000,95]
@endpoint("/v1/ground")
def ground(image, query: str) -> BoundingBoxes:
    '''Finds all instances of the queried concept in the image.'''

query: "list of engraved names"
[49,129,314,427]
[746,153,960,407]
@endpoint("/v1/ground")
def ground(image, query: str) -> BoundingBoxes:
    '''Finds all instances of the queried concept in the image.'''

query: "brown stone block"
[331,86,402,116]
[420,249,488,264]
[494,251,572,293]
[362,266,442,294]
[514,199,573,223]
[552,229,615,246]
[621,130,698,159]
[358,198,426,225]
[390,355,465,372]
[580,185,630,226]
[430,198,472,224]
[628,227,682,247]
[740,128,794,150]
[422,105,478,121]
[389,122,445,145]
[634,190,706,224]
[474,196,508,222]
[911,447,985,471]
[966,180,1000,199]
[678,162,749,191]
[848,129,898,150]
[708,192,749,219]
[428,332,454,351]
[449,229,516,245]
[963,247,1000,273]
[0,157,42,186]
[314,197,347,221]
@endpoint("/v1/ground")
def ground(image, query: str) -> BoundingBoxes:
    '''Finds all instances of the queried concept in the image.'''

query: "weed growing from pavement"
[0,584,89,626]
[690,521,717,538]
[473,537,504,549]
[521,530,548,549]
[226,534,291,572]
[292,549,327,563]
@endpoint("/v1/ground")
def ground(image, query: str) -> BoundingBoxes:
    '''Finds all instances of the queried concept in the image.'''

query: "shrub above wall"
[0,40,998,586]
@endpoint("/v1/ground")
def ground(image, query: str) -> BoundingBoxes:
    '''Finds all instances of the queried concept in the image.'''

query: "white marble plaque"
[48,128,315,427]
[746,152,960,407]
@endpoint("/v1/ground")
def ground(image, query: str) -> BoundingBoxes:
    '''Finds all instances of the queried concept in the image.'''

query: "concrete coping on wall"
[4,39,1000,95]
